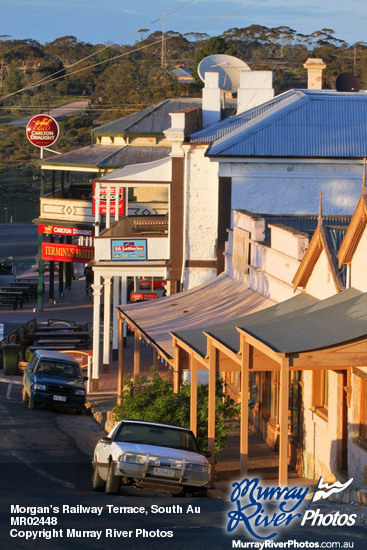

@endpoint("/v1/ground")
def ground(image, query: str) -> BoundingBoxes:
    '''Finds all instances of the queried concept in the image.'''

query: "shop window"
[312,370,328,420]
[360,379,367,446]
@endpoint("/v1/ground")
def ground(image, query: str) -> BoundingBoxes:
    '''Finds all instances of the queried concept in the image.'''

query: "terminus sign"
[42,243,94,263]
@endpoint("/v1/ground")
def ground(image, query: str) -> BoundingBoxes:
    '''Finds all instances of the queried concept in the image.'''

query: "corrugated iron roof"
[93,98,202,135]
[117,273,274,359]
[208,90,367,158]
[41,145,170,168]
[190,90,296,143]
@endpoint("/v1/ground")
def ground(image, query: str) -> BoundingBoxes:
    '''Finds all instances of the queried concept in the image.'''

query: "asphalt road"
[0,380,366,550]
[0,224,39,275]
[7,101,89,127]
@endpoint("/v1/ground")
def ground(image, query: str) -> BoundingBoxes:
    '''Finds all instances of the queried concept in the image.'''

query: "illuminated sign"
[38,224,94,237]
[26,114,59,148]
[42,243,94,263]
[111,239,147,261]
[130,293,157,302]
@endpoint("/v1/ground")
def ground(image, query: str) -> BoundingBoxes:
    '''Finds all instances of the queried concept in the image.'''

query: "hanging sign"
[92,183,125,215]
[130,293,157,302]
[42,243,94,263]
[38,224,94,237]
[111,239,147,261]
[26,114,59,148]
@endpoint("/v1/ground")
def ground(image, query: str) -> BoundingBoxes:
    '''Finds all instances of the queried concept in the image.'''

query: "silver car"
[92,420,211,495]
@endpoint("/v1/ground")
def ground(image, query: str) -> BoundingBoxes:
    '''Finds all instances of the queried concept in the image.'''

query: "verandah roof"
[117,273,275,360]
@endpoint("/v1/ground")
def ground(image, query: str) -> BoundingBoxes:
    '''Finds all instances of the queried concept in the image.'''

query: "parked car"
[22,350,87,414]
[92,420,211,495]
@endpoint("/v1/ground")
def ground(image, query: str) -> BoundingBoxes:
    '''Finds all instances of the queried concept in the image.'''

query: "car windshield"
[35,361,82,378]
[114,422,201,453]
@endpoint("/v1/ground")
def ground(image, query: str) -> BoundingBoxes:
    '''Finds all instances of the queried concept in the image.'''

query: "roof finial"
[363,158,366,196]
[318,191,323,226]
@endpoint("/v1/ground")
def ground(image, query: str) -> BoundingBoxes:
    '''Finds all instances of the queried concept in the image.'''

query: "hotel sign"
[26,114,59,148]
[93,183,125,216]
[111,239,147,261]
[130,293,157,302]
[42,243,94,263]
[38,224,94,237]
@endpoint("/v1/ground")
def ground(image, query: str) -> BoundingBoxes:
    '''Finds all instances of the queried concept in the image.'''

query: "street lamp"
[3,207,7,224]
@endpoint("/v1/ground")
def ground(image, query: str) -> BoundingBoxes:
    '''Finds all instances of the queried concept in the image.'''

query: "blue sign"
[111,239,147,261]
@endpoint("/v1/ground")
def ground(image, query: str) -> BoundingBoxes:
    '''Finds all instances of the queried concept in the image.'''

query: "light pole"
[3,207,7,224]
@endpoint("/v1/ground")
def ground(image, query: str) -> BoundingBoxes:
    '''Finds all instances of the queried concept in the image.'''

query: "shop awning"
[117,273,275,359]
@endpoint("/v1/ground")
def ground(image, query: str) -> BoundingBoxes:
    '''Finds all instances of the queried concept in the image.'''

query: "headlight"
[186,463,210,474]
[33,383,46,391]
[119,453,146,464]
[75,389,86,396]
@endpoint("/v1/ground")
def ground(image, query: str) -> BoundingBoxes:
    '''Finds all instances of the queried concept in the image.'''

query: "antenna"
[318,192,323,226]
[161,0,166,67]
[198,54,250,92]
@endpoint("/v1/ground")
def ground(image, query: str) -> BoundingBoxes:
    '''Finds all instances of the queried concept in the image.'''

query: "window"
[312,370,328,419]
[360,379,367,446]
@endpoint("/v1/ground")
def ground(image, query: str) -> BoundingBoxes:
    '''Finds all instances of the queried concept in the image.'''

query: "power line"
[0,0,198,102]
[0,0,269,103]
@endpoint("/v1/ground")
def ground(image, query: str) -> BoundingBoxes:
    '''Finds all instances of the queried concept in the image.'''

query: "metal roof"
[40,145,171,168]
[190,90,296,143]
[175,293,318,357]
[207,90,367,159]
[239,287,366,353]
[93,99,202,135]
[117,273,274,360]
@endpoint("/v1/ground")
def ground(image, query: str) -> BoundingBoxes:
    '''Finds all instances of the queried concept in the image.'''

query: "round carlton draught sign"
[26,114,59,148]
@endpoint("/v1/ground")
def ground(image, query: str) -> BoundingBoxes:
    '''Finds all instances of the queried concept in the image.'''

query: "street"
[0,381,366,550]
[0,224,39,275]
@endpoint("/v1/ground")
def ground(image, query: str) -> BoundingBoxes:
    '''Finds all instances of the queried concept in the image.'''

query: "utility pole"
[161,0,166,67]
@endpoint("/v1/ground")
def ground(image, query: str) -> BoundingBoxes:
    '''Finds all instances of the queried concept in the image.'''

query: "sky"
[1,0,366,47]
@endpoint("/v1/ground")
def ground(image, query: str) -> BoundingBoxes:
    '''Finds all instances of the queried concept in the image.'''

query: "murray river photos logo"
[227,477,357,540]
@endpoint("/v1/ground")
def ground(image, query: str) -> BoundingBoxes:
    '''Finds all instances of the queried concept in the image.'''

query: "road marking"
[6,383,12,399]
[12,451,76,490]
[0,377,23,386]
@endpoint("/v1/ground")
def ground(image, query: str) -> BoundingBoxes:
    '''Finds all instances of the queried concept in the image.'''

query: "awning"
[117,273,275,360]
[99,157,172,183]
[238,287,366,353]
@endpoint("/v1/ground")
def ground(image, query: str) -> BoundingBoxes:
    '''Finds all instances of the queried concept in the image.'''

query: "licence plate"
[152,467,178,478]
[53,395,67,402]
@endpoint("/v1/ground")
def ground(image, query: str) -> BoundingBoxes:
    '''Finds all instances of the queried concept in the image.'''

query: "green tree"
[113,372,238,452]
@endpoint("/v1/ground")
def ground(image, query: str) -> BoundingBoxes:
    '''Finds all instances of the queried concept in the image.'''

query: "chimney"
[202,72,221,128]
[237,71,274,114]
[303,58,326,90]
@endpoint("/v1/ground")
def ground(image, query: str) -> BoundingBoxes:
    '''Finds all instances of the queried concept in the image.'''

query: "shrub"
[114,370,238,452]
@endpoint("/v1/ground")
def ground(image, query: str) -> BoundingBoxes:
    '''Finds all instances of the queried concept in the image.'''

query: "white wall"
[305,249,339,299]
[185,146,219,290]
[219,161,363,216]
[351,228,367,291]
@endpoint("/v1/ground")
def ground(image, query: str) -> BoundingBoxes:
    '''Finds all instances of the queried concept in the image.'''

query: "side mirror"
[99,437,111,445]
[203,451,211,458]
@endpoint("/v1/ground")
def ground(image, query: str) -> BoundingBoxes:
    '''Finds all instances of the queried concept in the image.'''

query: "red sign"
[42,243,94,263]
[38,224,94,237]
[139,280,167,289]
[130,293,157,302]
[93,183,125,215]
[26,114,59,148]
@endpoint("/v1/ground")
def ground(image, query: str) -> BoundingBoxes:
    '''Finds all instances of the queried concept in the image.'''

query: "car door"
[24,354,38,394]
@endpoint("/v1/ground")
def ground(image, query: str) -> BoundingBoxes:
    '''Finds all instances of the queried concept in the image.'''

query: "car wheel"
[92,466,106,491]
[105,461,121,495]
[28,394,36,409]
[22,386,28,402]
